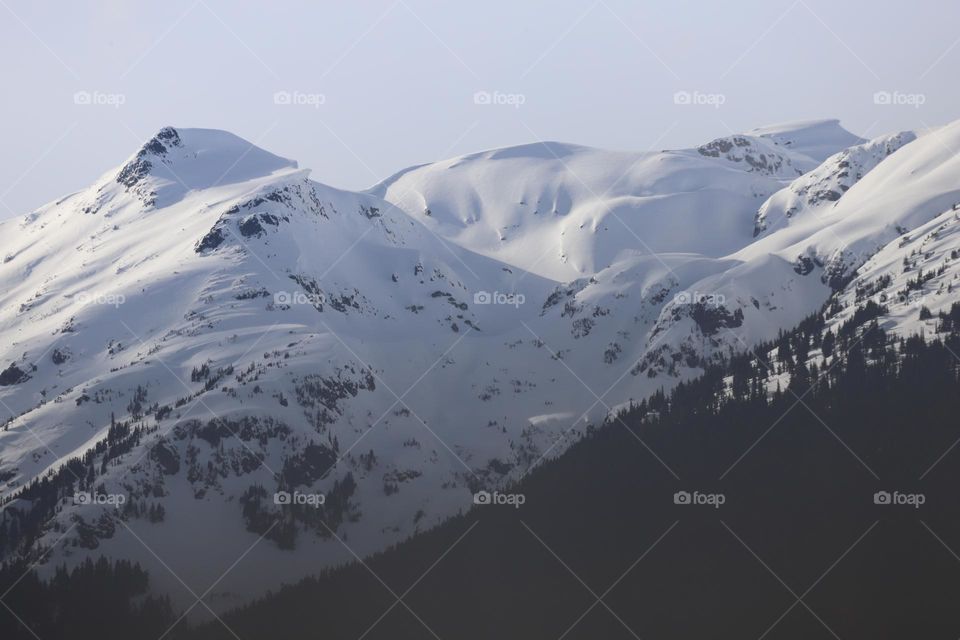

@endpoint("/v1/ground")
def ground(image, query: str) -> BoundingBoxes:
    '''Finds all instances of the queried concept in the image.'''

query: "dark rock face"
[195,227,225,253]
[0,363,29,386]
[697,136,750,157]
[141,127,181,155]
[238,215,265,238]
[116,157,154,189]
[794,255,816,276]
[697,135,789,175]
[688,303,744,336]
[115,127,183,205]
[116,127,182,186]
[238,213,281,238]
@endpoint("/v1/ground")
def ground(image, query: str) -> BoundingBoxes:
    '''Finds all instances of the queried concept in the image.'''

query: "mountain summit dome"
[110,126,299,208]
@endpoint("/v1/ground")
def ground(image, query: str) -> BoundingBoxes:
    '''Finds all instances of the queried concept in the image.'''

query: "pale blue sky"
[1,0,957,217]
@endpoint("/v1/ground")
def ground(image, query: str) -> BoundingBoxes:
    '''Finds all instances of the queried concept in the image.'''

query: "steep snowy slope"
[609,122,960,384]
[753,130,917,236]
[744,121,960,286]
[828,203,960,339]
[1,119,959,614]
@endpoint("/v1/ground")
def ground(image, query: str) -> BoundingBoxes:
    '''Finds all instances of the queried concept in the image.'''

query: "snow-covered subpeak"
[754,130,918,236]
[457,140,589,163]
[740,119,960,288]
[746,118,866,163]
[372,129,832,281]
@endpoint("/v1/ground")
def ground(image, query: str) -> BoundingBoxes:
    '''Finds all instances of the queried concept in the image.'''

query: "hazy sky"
[1,0,957,217]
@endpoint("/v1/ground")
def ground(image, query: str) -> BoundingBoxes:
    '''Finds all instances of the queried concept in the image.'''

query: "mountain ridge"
[2,117,959,612]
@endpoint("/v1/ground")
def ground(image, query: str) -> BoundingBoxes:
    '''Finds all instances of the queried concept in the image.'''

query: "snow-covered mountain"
[371,119,857,281]
[1,118,958,612]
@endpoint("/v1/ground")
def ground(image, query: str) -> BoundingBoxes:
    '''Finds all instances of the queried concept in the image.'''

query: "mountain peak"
[138,125,182,156]
[115,126,183,192]
[113,127,299,208]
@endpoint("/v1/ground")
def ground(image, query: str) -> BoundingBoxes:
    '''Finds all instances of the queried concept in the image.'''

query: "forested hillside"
[168,303,960,639]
